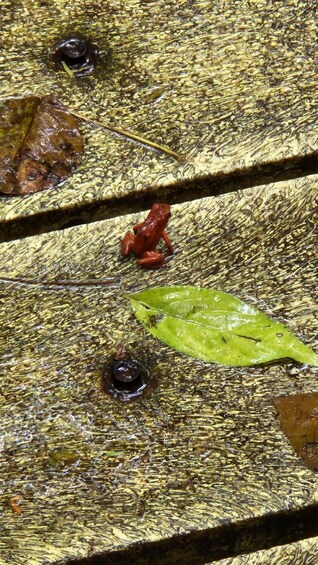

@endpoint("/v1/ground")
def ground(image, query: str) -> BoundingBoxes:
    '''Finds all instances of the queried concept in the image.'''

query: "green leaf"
[129,286,318,367]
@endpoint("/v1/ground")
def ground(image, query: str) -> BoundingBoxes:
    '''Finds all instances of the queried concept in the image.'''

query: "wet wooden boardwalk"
[0,1,317,564]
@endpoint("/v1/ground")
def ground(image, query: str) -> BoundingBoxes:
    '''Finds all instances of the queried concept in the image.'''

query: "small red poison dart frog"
[121,203,173,269]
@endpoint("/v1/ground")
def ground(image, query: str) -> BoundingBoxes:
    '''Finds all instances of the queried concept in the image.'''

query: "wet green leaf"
[129,286,318,367]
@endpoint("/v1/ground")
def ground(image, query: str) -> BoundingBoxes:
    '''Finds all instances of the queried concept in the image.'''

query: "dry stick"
[67,107,187,163]
[0,276,121,289]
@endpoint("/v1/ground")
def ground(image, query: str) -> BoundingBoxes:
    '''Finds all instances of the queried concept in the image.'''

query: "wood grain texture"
[0,0,317,223]
[0,175,317,564]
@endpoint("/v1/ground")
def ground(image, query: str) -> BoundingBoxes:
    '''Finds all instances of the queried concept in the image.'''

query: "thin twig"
[68,107,187,162]
[0,276,121,289]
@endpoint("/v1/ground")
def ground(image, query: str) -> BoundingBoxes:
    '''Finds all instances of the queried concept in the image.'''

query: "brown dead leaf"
[9,495,23,515]
[0,96,84,195]
[273,392,318,471]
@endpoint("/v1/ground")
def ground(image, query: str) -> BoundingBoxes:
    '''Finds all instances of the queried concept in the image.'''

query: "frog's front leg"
[161,230,173,254]
[121,232,135,257]
[133,222,144,234]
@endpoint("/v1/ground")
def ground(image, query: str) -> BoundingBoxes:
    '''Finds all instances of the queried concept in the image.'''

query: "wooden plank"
[0,175,317,564]
[0,0,317,225]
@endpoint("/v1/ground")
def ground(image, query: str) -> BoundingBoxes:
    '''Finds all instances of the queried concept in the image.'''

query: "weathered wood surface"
[0,0,317,225]
[0,175,317,564]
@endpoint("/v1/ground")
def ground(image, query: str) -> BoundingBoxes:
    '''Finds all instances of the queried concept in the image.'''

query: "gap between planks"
[0,150,317,244]
[68,502,318,565]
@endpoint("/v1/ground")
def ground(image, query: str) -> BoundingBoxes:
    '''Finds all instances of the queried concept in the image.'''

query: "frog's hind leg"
[162,230,173,255]
[138,251,166,269]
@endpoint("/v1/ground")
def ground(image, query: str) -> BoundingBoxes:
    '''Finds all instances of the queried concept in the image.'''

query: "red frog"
[121,203,173,269]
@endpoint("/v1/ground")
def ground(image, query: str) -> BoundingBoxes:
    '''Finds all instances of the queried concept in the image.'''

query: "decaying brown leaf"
[273,392,318,471]
[0,96,84,195]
